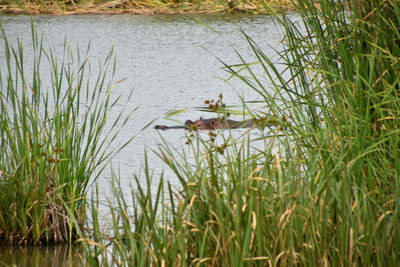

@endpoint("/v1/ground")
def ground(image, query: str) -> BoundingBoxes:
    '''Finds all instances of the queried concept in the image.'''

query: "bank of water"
[0,13,295,263]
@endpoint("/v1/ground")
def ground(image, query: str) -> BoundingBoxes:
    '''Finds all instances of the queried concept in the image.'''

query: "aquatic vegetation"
[0,23,134,245]
[84,0,400,265]
[0,0,293,15]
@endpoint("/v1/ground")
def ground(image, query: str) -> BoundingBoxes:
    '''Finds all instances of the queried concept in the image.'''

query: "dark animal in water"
[154,120,194,130]
[154,117,258,131]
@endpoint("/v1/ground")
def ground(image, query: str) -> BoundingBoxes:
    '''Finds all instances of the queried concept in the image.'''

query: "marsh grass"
[82,0,400,265]
[0,23,134,245]
[0,0,293,14]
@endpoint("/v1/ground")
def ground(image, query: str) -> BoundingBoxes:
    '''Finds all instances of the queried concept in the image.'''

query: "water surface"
[1,12,290,184]
[0,13,295,262]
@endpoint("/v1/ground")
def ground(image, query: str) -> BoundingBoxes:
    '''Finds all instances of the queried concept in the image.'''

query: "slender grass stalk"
[0,22,134,245]
[83,0,400,265]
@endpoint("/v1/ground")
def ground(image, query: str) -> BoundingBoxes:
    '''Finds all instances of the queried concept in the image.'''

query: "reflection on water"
[0,244,84,266]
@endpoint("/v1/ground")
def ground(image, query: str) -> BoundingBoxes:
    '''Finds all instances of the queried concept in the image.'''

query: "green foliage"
[85,0,400,265]
[0,23,134,245]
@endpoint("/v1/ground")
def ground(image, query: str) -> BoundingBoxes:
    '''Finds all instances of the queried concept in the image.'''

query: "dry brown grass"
[0,0,295,15]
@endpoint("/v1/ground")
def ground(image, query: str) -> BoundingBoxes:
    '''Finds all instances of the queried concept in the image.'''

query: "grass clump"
[84,0,400,265]
[0,23,133,245]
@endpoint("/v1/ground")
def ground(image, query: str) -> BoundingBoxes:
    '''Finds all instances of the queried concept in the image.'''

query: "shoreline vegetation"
[0,23,134,245]
[85,0,400,265]
[0,0,294,15]
[2,0,400,265]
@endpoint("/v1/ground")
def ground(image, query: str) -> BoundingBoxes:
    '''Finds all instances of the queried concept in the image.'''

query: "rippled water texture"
[1,13,295,183]
[0,14,298,263]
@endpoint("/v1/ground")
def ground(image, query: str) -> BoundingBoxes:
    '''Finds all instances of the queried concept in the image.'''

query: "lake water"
[0,13,296,265]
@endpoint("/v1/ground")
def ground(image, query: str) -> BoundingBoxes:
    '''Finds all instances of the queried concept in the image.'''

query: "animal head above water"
[155,117,254,131]
[192,119,207,130]
[192,118,221,130]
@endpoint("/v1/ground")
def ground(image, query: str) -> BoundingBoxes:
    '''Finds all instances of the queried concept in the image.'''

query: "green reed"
[0,23,134,245]
[83,0,400,265]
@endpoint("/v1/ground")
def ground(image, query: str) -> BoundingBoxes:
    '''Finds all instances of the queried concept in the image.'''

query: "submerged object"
[155,117,260,130]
